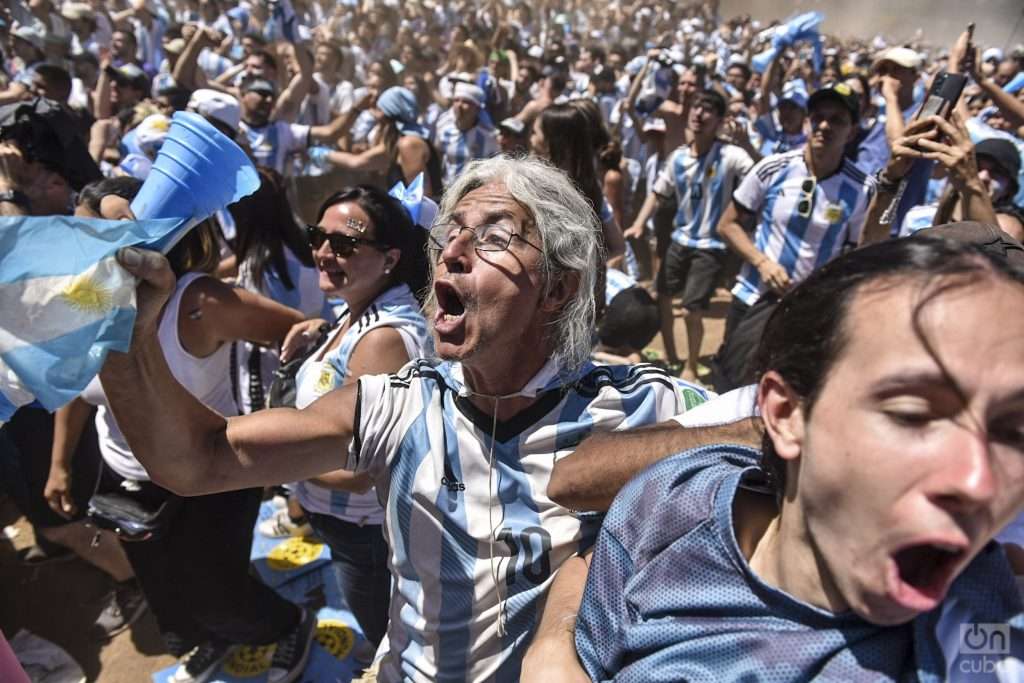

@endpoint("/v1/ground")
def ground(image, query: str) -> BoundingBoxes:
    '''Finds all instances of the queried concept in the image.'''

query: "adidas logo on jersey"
[441,476,465,492]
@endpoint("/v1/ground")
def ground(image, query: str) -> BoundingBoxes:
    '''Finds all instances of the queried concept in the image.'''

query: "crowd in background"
[2,0,1024,680]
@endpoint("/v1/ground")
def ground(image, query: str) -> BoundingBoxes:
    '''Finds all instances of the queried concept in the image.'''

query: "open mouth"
[888,541,966,611]
[320,265,348,287]
[434,280,466,325]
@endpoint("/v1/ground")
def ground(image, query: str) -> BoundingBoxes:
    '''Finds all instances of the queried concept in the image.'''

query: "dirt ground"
[0,287,729,682]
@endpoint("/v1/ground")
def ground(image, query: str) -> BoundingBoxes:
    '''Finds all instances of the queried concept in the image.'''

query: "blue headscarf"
[377,86,428,139]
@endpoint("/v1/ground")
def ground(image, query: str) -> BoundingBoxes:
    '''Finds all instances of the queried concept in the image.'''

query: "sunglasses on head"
[797,176,817,218]
[306,224,387,257]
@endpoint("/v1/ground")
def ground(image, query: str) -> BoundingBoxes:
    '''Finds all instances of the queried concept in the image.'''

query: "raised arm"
[172,25,218,91]
[949,30,1024,128]
[271,41,314,122]
[860,117,941,244]
[100,248,357,496]
[547,417,762,511]
[757,53,780,118]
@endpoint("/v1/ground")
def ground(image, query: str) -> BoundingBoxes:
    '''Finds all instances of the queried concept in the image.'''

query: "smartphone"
[966,22,975,44]
[916,71,968,119]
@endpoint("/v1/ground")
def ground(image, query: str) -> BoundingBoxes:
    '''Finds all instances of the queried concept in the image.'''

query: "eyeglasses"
[427,220,540,261]
[306,224,387,257]
[796,176,817,218]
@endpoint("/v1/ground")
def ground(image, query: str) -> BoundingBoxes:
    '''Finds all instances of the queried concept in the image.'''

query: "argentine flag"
[0,215,184,423]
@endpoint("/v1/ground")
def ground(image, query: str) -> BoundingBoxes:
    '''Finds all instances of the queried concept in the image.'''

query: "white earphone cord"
[486,396,508,638]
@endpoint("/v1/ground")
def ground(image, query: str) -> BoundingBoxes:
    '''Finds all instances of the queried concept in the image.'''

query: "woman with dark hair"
[530,103,626,262]
[312,86,442,198]
[275,184,431,666]
[226,167,329,416]
[532,234,1024,681]
[49,178,318,683]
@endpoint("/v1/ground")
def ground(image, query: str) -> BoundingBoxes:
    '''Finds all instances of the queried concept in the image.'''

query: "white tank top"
[87,273,238,481]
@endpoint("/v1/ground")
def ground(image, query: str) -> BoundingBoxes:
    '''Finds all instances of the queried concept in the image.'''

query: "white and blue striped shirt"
[653,141,754,250]
[295,284,428,525]
[432,109,499,189]
[239,120,310,175]
[732,151,876,306]
[351,358,689,681]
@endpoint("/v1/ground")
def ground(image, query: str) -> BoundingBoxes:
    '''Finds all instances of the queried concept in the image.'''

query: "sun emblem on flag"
[60,275,114,314]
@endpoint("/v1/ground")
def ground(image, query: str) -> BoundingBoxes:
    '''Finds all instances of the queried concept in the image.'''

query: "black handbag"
[85,468,181,542]
[267,323,332,409]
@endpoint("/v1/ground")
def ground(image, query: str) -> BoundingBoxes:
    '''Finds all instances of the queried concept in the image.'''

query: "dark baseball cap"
[104,63,149,90]
[974,138,1021,194]
[916,221,1024,268]
[807,82,860,122]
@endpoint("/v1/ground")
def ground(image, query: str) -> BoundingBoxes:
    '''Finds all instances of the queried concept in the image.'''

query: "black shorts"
[656,242,728,310]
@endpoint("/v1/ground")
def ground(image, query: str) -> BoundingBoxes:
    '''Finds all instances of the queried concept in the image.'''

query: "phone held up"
[916,71,968,120]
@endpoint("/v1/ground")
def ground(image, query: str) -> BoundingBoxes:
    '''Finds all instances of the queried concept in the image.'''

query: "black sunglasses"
[306,224,388,257]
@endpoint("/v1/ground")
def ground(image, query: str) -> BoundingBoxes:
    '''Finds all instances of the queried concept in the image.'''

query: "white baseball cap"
[187,89,241,134]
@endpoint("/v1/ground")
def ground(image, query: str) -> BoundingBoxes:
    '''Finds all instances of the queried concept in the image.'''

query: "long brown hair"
[537,104,604,219]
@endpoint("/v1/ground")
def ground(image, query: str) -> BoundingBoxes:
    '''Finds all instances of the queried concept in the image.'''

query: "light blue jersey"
[652,141,754,250]
[576,444,1024,682]
[732,151,875,306]
[294,284,428,525]
[239,120,310,175]
[432,109,499,188]
[352,359,689,681]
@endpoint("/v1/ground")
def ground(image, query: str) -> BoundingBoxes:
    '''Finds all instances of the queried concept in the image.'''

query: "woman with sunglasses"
[278,185,431,667]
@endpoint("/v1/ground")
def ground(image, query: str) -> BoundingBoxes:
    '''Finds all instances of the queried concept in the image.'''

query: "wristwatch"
[0,189,31,212]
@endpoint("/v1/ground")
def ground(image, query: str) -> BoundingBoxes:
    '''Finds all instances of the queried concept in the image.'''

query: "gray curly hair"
[429,155,604,373]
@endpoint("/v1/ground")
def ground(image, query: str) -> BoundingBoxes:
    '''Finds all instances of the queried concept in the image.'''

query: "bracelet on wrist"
[874,169,902,194]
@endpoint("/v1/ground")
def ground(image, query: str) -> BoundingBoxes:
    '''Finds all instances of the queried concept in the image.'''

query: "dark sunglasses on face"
[306,224,387,257]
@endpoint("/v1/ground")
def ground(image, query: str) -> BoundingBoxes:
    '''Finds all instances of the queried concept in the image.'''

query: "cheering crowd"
[2,0,1024,681]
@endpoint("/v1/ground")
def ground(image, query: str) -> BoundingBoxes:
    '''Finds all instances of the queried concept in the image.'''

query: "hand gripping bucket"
[129,111,259,252]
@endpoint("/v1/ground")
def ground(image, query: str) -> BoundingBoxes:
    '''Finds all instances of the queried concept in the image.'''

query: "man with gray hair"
[99,155,694,681]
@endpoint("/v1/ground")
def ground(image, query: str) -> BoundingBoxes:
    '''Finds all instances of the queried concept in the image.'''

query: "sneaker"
[93,580,147,640]
[266,609,316,683]
[171,640,233,683]
[258,509,312,538]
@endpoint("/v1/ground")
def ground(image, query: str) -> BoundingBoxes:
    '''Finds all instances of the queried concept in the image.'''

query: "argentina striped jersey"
[350,358,693,681]
[239,120,311,175]
[432,109,499,189]
[652,141,754,250]
[732,151,875,306]
[294,285,429,525]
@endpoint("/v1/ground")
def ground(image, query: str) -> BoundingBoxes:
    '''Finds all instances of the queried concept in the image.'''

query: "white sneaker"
[258,509,313,538]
